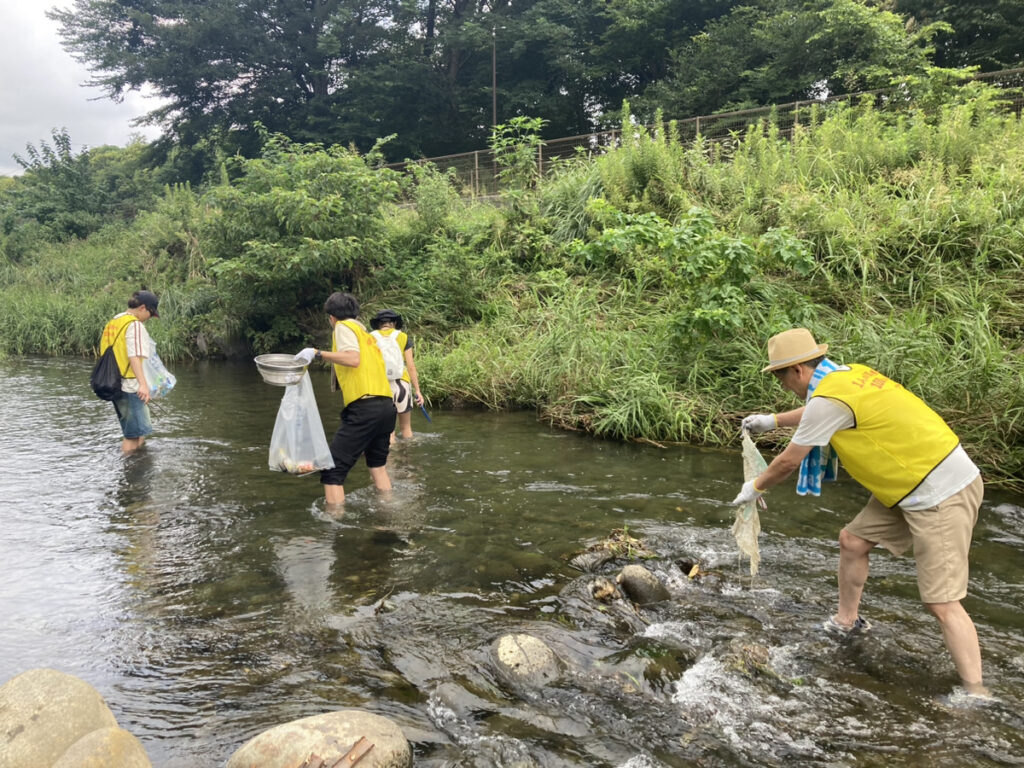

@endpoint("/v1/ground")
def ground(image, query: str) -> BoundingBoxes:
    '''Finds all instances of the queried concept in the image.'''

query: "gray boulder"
[0,668,119,768]
[225,709,411,768]
[616,564,670,604]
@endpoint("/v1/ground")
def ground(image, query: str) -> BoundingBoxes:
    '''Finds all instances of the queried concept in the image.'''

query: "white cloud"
[0,3,166,176]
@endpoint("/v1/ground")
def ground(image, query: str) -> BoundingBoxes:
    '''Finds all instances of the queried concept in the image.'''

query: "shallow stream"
[1,357,1022,767]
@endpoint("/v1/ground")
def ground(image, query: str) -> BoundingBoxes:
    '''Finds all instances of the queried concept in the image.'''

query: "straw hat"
[762,328,828,372]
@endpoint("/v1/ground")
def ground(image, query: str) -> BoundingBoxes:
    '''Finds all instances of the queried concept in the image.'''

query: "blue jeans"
[112,392,153,439]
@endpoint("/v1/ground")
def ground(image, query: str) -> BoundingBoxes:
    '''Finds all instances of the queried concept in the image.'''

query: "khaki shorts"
[843,475,983,604]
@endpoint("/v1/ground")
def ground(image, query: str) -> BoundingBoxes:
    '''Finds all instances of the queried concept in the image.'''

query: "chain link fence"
[384,68,1024,198]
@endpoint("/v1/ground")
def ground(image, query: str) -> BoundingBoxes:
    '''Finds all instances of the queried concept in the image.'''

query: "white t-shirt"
[333,319,363,352]
[792,372,979,511]
[115,313,152,393]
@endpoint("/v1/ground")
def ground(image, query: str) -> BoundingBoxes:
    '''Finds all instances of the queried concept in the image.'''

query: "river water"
[1,357,1023,767]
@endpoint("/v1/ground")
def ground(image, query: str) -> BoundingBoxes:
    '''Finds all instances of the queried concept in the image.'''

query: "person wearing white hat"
[734,328,988,697]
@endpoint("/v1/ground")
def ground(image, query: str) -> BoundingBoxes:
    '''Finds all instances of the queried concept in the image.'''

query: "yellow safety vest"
[812,364,960,507]
[99,314,139,379]
[377,327,410,383]
[332,319,392,408]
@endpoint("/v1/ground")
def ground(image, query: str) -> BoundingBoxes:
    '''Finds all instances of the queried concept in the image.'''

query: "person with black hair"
[370,309,425,441]
[99,289,160,453]
[294,292,396,505]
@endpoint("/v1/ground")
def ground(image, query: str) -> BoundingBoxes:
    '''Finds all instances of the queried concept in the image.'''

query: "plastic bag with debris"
[143,340,176,399]
[732,431,767,577]
[268,375,334,475]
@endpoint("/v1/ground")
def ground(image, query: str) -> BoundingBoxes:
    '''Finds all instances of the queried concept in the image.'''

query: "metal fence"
[384,68,1024,198]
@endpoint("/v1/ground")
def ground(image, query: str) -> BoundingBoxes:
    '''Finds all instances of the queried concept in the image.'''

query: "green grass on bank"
[1,78,1022,486]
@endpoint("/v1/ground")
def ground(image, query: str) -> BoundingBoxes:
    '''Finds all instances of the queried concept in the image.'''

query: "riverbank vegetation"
[1,74,1022,485]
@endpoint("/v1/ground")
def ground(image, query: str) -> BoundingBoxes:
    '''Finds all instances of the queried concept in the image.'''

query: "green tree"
[893,0,1024,70]
[201,133,401,350]
[49,0,400,150]
[0,129,157,259]
[45,0,996,171]
[640,0,946,118]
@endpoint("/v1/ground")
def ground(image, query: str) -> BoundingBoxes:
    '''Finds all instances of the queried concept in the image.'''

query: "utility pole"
[492,26,497,128]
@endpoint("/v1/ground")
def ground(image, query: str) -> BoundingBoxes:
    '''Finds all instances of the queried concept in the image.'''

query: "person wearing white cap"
[734,328,988,697]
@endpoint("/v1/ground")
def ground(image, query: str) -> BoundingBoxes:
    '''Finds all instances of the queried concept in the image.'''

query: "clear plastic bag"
[268,375,335,475]
[732,432,767,578]
[144,341,177,398]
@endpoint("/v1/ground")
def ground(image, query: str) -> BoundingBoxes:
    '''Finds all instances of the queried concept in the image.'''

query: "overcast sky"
[0,3,165,176]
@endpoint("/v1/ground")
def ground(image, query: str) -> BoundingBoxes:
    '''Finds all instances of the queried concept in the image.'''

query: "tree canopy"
[45,0,1007,168]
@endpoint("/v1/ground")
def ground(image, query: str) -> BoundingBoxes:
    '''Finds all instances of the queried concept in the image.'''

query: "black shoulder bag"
[90,321,134,401]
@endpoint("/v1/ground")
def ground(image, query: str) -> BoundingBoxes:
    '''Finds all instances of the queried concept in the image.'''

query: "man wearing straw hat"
[734,328,988,697]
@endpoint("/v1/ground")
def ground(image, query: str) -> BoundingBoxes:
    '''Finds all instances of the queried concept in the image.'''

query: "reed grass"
[2,76,1022,484]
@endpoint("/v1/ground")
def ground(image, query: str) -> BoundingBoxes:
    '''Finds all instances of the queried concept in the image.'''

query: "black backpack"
[90,320,134,401]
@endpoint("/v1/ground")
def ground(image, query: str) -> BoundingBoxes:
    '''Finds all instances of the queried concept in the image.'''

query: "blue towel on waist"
[796,358,840,497]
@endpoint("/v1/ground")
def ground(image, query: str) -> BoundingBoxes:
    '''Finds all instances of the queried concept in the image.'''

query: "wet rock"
[588,576,622,602]
[721,639,795,692]
[491,634,561,688]
[675,560,701,580]
[225,709,411,768]
[725,640,772,676]
[674,559,725,590]
[568,549,614,572]
[52,726,152,768]
[0,668,121,768]
[558,577,650,636]
[616,565,670,605]
[643,653,686,692]
[567,528,657,572]
[432,681,498,719]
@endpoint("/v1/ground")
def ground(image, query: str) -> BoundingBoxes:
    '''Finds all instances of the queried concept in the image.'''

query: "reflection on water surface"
[1,357,1023,767]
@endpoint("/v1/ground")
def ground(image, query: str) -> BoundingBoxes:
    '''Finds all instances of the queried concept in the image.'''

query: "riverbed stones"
[491,633,561,688]
[51,726,152,768]
[225,709,411,768]
[0,668,129,768]
[616,564,670,604]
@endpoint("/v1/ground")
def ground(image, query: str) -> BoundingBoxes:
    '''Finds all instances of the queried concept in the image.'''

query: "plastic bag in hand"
[268,375,334,475]
[143,341,177,399]
[732,432,767,578]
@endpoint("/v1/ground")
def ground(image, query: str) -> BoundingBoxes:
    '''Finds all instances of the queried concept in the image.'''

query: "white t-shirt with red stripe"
[113,312,152,393]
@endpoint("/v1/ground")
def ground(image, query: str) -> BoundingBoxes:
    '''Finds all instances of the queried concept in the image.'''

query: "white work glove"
[741,413,777,434]
[294,348,316,365]
[732,480,764,506]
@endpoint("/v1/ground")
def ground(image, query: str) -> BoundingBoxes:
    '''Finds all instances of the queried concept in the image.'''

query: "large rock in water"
[491,633,561,688]
[52,726,152,768]
[225,709,411,768]
[0,668,120,768]
[616,564,670,605]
